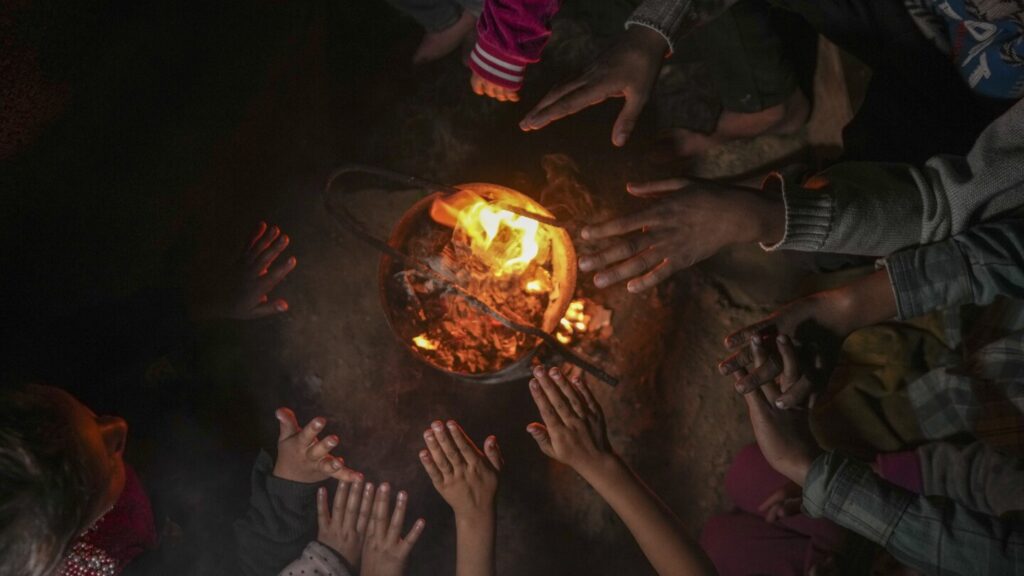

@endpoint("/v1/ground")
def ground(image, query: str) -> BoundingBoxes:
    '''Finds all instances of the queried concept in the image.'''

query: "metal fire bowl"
[379,183,577,384]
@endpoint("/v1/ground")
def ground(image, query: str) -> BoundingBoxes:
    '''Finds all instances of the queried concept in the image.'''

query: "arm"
[803,452,1024,575]
[626,0,741,54]
[882,220,1024,319]
[527,366,715,576]
[471,0,563,91]
[276,541,354,576]
[763,98,1024,255]
[915,442,1024,517]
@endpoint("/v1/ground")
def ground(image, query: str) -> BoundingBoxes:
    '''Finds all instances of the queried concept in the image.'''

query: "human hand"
[317,478,374,569]
[520,26,668,146]
[420,420,503,523]
[273,407,360,484]
[735,339,822,486]
[200,221,298,320]
[526,365,613,479]
[757,481,802,524]
[471,72,520,102]
[578,178,784,292]
[361,483,426,576]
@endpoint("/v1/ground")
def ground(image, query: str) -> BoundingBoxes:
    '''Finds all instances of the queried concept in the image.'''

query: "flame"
[412,333,439,350]
[431,190,542,276]
[555,299,591,345]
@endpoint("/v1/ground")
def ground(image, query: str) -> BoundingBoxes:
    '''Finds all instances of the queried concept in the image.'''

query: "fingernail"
[594,274,607,288]
[446,420,457,429]
[312,418,324,429]
[380,483,390,492]
[777,334,787,345]
[365,483,374,492]
[627,282,640,293]
[533,366,545,376]
[331,460,342,470]
[529,379,539,391]
[276,301,288,312]
[398,491,407,502]
[751,335,761,347]
[613,133,625,147]
[419,450,429,459]
[319,486,326,496]
[775,400,786,409]
[326,436,337,446]
[579,257,592,270]
[424,430,434,440]
[431,421,443,431]
[549,367,560,377]
[581,228,591,240]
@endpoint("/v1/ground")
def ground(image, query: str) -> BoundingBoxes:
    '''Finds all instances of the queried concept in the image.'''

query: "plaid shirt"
[882,221,1024,451]
[802,452,1024,575]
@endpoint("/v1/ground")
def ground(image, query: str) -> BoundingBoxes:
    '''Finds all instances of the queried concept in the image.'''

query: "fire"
[412,333,439,350]
[432,190,543,276]
[556,299,590,344]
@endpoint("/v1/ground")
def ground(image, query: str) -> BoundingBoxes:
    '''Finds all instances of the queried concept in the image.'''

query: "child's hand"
[735,338,822,486]
[317,478,374,569]
[757,481,802,523]
[273,407,360,483]
[526,365,613,478]
[361,483,426,576]
[471,72,520,102]
[420,420,503,523]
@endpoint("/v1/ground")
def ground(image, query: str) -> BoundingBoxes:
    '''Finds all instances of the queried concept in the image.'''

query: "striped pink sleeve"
[470,0,562,90]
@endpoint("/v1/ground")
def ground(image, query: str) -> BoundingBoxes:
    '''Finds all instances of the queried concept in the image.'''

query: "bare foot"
[672,89,810,157]
[413,10,476,64]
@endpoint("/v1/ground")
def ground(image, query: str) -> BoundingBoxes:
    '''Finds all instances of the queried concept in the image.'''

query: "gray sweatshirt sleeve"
[917,442,1024,517]
[762,97,1024,256]
[625,0,739,53]
[882,220,1024,319]
[277,542,354,576]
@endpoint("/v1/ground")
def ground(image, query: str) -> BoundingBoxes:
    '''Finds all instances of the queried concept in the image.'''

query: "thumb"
[612,94,646,147]
[484,435,504,471]
[276,407,300,441]
[526,423,555,458]
[626,178,690,198]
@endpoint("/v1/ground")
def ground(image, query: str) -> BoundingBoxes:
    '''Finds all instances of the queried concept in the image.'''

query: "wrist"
[831,269,896,334]
[785,449,822,488]
[749,187,785,246]
[454,506,496,529]
[624,25,670,59]
[576,452,626,485]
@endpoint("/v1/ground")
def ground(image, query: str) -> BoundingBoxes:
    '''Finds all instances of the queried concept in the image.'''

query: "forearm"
[828,268,898,334]
[455,514,496,576]
[626,0,741,54]
[582,456,715,576]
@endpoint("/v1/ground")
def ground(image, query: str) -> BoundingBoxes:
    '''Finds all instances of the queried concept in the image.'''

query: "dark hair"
[0,384,99,576]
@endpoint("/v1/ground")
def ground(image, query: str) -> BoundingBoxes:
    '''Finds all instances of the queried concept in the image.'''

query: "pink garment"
[470,0,561,90]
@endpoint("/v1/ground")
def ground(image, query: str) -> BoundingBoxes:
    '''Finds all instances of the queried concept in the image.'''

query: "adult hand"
[526,365,613,479]
[520,26,668,146]
[420,420,503,523]
[735,338,822,486]
[471,72,520,102]
[273,407,361,483]
[317,478,375,569]
[200,221,298,320]
[361,483,426,576]
[579,179,784,292]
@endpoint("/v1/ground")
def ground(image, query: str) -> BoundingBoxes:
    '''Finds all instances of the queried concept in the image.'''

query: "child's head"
[0,384,128,576]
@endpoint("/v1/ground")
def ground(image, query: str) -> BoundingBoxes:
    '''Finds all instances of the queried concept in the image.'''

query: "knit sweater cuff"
[759,171,834,252]
[469,41,529,90]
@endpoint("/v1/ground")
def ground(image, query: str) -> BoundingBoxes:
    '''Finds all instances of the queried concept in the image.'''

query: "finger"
[430,421,465,468]
[594,248,666,290]
[766,502,784,524]
[523,82,610,131]
[496,90,508,102]
[782,497,802,517]
[526,422,555,458]
[245,221,268,256]
[485,81,498,99]
[445,420,481,464]
[319,455,351,478]
[483,435,503,471]
[734,337,783,394]
[276,407,301,441]
[626,259,676,293]
[253,232,290,275]
[742,384,773,424]
[307,434,339,462]
[333,478,351,525]
[776,378,813,410]
[257,255,298,294]
[757,487,787,514]
[718,347,754,376]
[419,449,444,485]
[533,366,575,424]
[338,477,359,532]
[611,92,647,147]
[387,490,408,542]
[248,225,280,263]
[400,518,426,555]
[249,299,289,318]
[580,209,660,241]
[774,334,812,409]
[528,378,562,428]
[626,179,689,197]
[549,366,585,418]
[724,319,776,350]
[317,486,330,534]
[298,415,325,445]
[471,76,484,96]
[573,376,602,419]
[356,482,375,534]
[423,428,453,478]
[507,90,520,102]
[372,482,391,534]
[521,78,588,129]
[578,236,651,273]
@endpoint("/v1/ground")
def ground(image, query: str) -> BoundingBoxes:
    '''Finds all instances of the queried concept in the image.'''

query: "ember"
[383,183,576,379]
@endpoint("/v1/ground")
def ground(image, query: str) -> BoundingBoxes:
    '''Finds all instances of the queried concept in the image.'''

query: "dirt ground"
[2,1,856,574]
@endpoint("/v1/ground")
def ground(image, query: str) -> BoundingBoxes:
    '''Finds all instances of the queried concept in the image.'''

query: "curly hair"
[0,385,100,576]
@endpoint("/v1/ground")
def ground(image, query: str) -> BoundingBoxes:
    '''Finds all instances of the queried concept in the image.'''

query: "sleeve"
[470,0,562,90]
[234,451,323,576]
[276,542,354,576]
[625,0,740,55]
[802,451,1024,575]
[916,442,1024,517]
[761,98,1024,256]
[881,220,1024,320]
